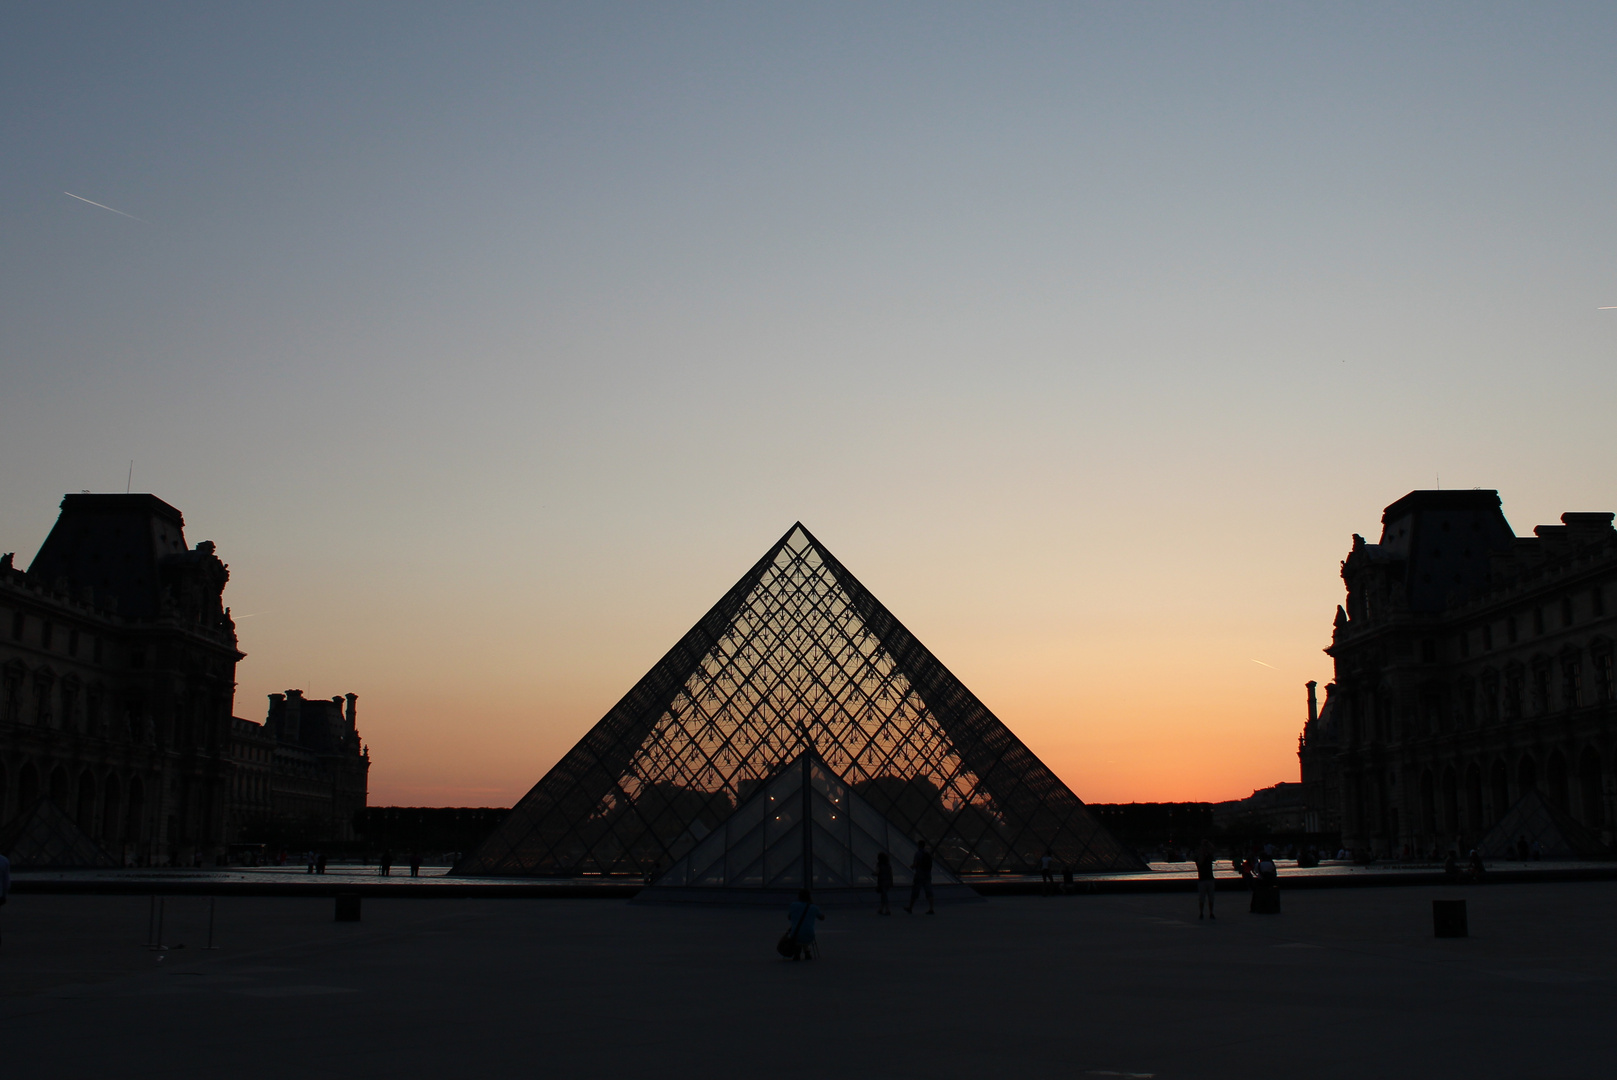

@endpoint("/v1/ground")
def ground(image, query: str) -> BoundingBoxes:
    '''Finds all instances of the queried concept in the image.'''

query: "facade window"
[41,620,53,650]
[1504,671,1523,719]
[1532,665,1550,714]
[1459,633,1471,659]
[9,611,22,640]
[1564,657,1584,709]
[1508,617,1519,644]
[130,649,146,670]
[1421,638,1437,664]
[93,636,102,663]
[68,629,79,657]
[1562,597,1575,627]
[1594,588,1607,618]
[1596,653,1615,703]
[1482,624,1494,651]
[1533,608,1545,636]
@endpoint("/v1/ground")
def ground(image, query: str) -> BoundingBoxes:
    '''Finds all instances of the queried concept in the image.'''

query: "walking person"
[875,852,893,915]
[1194,839,1217,920]
[904,840,935,915]
[782,889,824,960]
[1040,850,1055,896]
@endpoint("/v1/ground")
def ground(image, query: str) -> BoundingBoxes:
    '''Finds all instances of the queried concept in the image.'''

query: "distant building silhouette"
[229,689,369,845]
[1299,490,1616,857]
[0,494,368,864]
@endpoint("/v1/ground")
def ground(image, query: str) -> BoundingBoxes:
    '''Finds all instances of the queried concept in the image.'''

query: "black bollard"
[1433,899,1468,938]
[335,892,362,922]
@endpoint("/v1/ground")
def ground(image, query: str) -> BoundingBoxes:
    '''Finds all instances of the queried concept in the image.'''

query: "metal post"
[205,897,218,950]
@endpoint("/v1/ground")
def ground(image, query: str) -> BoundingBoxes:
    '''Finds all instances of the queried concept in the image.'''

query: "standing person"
[875,852,893,915]
[1040,850,1055,896]
[1251,850,1280,914]
[409,851,421,878]
[0,849,10,947]
[316,852,327,875]
[1194,839,1217,920]
[379,850,392,877]
[784,889,825,960]
[904,840,935,915]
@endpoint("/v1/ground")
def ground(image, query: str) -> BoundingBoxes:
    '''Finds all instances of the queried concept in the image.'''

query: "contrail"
[1250,659,1275,669]
[1600,306,1617,310]
[63,191,149,223]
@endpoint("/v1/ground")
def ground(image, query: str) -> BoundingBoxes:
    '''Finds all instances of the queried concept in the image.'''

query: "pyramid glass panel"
[457,524,1142,877]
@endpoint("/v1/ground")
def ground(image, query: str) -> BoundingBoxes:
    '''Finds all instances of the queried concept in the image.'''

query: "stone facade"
[0,494,369,864]
[1299,490,1617,857]
[0,494,243,865]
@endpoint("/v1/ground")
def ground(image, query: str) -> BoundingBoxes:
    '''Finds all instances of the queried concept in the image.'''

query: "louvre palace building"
[1299,489,1617,857]
[0,494,368,865]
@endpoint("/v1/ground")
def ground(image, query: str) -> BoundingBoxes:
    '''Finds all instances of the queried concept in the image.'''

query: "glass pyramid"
[1477,789,1606,860]
[0,798,118,869]
[457,524,1141,877]
[645,750,966,899]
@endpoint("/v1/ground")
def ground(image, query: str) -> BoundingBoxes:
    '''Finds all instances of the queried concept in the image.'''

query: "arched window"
[1442,767,1460,838]
[1490,760,1510,822]
[1465,764,1483,835]
[1419,770,1437,838]
[125,777,145,845]
[1547,751,1570,814]
[76,770,96,833]
[17,762,40,811]
[1518,755,1537,794]
[1578,749,1604,828]
[48,765,69,807]
[102,774,122,842]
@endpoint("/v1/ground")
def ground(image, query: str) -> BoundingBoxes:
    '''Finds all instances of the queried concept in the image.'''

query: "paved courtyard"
[2,882,1613,1078]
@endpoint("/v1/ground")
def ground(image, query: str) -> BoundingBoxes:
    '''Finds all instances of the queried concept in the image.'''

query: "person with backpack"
[904,840,935,915]
[779,889,824,960]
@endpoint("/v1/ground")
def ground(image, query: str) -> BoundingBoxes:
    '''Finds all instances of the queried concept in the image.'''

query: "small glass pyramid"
[0,798,118,869]
[648,750,963,897]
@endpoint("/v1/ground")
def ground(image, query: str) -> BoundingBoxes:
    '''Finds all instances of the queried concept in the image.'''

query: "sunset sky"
[3,4,1614,806]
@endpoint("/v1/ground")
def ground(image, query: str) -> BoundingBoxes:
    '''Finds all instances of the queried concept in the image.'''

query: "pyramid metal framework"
[458,524,1142,877]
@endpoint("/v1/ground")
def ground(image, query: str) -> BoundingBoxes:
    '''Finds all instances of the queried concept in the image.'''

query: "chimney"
[282,689,304,744]
[1306,681,1319,725]
[345,693,359,739]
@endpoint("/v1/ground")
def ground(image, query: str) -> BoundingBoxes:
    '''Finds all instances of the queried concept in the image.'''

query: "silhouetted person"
[904,840,935,915]
[380,850,393,877]
[1251,852,1280,914]
[1517,836,1530,861]
[316,853,327,875]
[1194,839,1217,920]
[409,851,421,878]
[1040,850,1055,895]
[1444,850,1460,880]
[1468,849,1485,882]
[875,852,893,915]
[785,889,824,960]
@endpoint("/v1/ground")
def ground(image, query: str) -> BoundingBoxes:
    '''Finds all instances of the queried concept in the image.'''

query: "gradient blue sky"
[4,3,1615,804]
